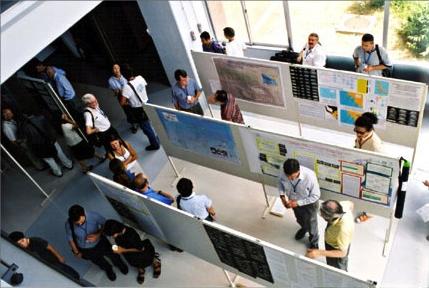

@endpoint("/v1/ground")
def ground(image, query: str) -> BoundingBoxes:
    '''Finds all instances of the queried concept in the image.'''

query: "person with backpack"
[353,33,392,77]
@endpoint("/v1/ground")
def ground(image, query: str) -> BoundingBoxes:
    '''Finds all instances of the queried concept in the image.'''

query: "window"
[244,1,288,46]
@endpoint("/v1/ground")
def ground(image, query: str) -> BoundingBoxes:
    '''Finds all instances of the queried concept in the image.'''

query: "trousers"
[292,201,319,246]
[325,242,350,271]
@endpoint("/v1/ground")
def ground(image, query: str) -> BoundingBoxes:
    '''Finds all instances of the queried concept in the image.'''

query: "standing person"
[65,205,128,281]
[208,90,244,124]
[108,64,138,133]
[120,67,160,151]
[81,93,119,154]
[17,114,73,177]
[61,113,104,173]
[223,27,246,57]
[176,178,216,221]
[107,134,144,175]
[200,31,225,54]
[9,231,80,280]
[296,33,326,67]
[103,219,162,284]
[109,159,136,189]
[353,33,392,76]
[306,200,355,271]
[279,159,320,249]
[171,69,204,116]
[133,174,175,205]
[354,112,384,153]
[2,106,45,170]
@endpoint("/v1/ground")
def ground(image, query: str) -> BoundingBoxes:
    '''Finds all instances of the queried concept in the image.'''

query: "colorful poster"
[365,172,391,195]
[341,173,361,198]
[374,79,389,96]
[157,109,240,164]
[213,58,284,107]
[357,79,368,94]
[340,161,364,175]
[362,189,389,205]
[339,109,362,126]
[339,91,364,109]
[319,86,337,104]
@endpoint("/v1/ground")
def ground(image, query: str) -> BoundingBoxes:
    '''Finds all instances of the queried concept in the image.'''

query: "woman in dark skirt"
[103,219,161,284]
[61,114,104,172]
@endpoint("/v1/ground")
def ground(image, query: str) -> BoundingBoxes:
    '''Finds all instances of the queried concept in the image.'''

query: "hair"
[174,69,187,81]
[121,63,135,80]
[362,33,374,42]
[200,31,211,40]
[283,159,300,175]
[109,159,134,188]
[109,158,126,175]
[223,27,235,38]
[320,200,344,221]
[308,32,321,45]
[103,219,125,236]
[355,112,378,132]
[176,177,193,197]
[81,93,96,105]
[133,175,148,190]
[68,205,85,222]
[215,90,228,103]
[9,231,25,242]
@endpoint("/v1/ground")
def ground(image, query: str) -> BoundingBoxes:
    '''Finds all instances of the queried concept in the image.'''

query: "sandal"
[152,252,161,278]
[137,268,145,284]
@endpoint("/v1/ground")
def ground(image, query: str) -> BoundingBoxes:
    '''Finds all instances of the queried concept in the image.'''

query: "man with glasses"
[278,158,321,249]
[305,200,355,271]
[65,204,128,281]
[354,112,384,153]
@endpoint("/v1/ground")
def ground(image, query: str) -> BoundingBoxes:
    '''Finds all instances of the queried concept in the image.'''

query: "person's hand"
[305,249,320,259]
[86,234,99,243]
[423,180,429,188]
[74,252,82,258]
[187,96,195,104]
[58,255,65,263]
[288,200,298,208]
[113,246,125,254]
[363,65,373,72]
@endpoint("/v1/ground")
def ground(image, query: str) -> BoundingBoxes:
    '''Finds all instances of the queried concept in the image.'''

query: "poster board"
[145,104,400,218]
[88,172,373,288]
[191,50,427,148]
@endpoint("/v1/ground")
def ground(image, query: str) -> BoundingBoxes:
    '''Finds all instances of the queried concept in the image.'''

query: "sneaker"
[145,145,160,151]
[294,228,307,240]
[64,163,74,170]
[106,269,116,281]
[118,263,128,275]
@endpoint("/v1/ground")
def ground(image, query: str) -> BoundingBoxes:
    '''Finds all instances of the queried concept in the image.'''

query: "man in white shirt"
[223,27,246,57]
[297,33,326,67]
[120,67,160,151]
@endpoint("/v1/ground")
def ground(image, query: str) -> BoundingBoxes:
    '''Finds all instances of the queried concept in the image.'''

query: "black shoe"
[118,263,128,275]
[309,243,319,249]
[106,269,116,281]
[145,145,160,151]
[294,229,307,240]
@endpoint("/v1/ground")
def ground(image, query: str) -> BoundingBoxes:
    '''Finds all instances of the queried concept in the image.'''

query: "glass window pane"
[289,1,383,56]
[244,1,288,46]
[207,1,249,43]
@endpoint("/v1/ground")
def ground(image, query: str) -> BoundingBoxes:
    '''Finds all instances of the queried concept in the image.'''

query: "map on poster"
[339,91,364,109]
[339,109,362,126]
[213,57,285,107]
[156,109,240,165]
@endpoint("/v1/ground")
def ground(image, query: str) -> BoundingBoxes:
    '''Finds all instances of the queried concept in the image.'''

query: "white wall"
[1,1,101,84]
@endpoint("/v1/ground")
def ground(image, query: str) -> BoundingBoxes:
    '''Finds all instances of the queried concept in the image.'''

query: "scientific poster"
[298,102,325,119]
[339,109,362,126]
[213,58,285,107]
[341,173,361,198]
[290,66,319,101]
[389,82,423,111]
[157,109,240,165]
[319,86,337,105]
[339,91,364,109]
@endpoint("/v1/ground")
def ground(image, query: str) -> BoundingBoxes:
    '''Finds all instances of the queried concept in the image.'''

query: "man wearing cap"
[278,158,320,249]
[305,200,355,271]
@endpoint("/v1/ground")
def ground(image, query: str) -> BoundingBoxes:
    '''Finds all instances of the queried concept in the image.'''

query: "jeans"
[138,119,159,147]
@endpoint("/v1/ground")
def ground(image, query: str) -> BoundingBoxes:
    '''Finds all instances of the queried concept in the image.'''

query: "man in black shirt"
[9,231,80,280]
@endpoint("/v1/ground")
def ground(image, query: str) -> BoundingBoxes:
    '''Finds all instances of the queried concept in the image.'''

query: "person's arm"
[86,125,98,135]
[68,240,82,258]
[47,244,65,263]
[352,47,360,70]
[305,248,347,259]
[119,95,128,107]
[113,246,144,254]
[172,91,180,110]
[86,213,106,242]
[158,190,175,202]
[363,64,386,72]
[207,206,216,218]
[124,142,138,166]
[278,176,291,208]
[84,112,98,135]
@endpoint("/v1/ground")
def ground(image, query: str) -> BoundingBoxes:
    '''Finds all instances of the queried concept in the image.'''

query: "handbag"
[83,109,102,147]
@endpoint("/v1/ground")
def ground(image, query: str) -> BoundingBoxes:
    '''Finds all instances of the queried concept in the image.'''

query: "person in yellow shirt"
[305,200,354,271]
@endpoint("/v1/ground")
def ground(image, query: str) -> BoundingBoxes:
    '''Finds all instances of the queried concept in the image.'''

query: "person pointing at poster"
[278,159,320,249]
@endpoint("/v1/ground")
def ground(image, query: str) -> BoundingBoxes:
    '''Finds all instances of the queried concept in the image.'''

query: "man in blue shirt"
[171,69,204,115]
[65,205,128,281]
[133,174,175,205]
[200,31,225,54]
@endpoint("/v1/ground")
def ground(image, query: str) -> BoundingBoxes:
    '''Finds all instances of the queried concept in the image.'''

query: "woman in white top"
[107,135,144,175]
[354,112,384,153]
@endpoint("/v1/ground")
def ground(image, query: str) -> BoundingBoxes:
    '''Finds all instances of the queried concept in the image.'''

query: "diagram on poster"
[339,91,364,109]
[319,86,337,104]
[157,109,240,164]
[213,58,284,107]
[290,66,319,101]
[339,109,362,126]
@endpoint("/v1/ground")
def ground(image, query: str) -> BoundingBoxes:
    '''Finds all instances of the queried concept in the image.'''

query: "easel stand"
[222,269,241,288]
[168,156,186,187]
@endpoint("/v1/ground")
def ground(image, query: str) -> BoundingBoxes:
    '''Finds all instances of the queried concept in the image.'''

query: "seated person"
[354,112,384,153]
[133,174,175,205]
[103,219,161,284]
[296,33,326,67]
[9,231,80,279]
[109,159,136,189]
[353,33,391,76]
[200,31,225,54]
[208,90,244,124]
[176,178,216,221]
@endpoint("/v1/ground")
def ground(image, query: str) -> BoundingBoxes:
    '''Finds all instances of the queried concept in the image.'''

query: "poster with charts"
[156,109,240,165]
[339,109,362,126]
[213,57,285,107]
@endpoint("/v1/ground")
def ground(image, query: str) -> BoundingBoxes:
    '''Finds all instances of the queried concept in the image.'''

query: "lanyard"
[289,179,301,193]
[305,49,312,59]
[364,52,372,64]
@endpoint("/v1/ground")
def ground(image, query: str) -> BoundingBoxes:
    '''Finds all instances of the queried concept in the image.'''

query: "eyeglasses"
[353,128,367,135]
